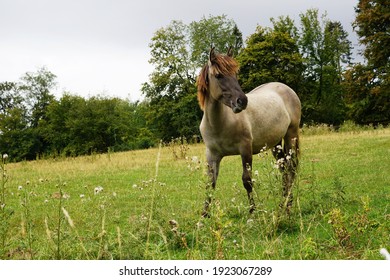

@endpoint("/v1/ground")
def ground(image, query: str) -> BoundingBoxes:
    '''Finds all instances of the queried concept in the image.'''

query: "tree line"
[1,2,389,161]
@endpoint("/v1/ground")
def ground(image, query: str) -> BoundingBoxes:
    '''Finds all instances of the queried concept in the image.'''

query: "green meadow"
[1,127,389,259]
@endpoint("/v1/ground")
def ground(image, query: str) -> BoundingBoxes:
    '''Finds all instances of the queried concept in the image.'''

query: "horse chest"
[200,117,251,156]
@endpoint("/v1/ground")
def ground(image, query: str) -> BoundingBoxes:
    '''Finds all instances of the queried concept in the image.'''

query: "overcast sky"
[1,0,360,101]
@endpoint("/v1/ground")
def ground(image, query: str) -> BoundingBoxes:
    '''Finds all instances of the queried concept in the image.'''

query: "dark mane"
[196,54,239,110]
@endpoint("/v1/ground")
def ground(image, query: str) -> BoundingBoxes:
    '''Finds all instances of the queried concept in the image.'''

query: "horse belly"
[247,93,290,153]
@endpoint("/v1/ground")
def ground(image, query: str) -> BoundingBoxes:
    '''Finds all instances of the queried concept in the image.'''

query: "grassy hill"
[1,128,389,259]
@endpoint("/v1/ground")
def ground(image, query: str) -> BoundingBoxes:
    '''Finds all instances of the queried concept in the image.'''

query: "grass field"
[1,127,389,259]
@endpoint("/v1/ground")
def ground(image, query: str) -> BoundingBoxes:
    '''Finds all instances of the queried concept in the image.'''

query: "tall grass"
[0,127,389,259]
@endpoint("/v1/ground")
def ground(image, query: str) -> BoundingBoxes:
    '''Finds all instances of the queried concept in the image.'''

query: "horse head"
[197,47,248,113]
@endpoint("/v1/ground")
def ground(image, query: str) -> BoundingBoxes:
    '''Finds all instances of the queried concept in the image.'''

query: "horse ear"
[227,46,234,57]
[209,47,217,64]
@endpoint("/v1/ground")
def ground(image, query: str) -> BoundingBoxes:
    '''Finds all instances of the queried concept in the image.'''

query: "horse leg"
[202,151,221,217]
[273,134,299,214]
[284,134,299,213]
[241,153,255,214]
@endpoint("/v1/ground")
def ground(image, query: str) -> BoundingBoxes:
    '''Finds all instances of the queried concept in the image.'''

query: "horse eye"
[215,73,223,79]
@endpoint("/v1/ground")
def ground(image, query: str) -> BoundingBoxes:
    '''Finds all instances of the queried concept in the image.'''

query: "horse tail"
[294,133,300,158]
[292,133,300,173]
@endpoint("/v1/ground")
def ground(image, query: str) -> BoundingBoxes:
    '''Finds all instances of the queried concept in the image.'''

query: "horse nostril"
[237,97,247,108]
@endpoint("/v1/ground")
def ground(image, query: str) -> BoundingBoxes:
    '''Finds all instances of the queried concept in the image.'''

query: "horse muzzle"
[232,96,248,113]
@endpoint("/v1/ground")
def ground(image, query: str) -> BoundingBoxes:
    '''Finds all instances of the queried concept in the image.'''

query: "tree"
[18,67,56,128]
[189,15,243,65]
[0,82,35,161]
[343,0,390,124]
[237,24,304,95]
[298,9,352,124]
[40,94,154,156]
[354,0,390,71]
[143,15,243,141]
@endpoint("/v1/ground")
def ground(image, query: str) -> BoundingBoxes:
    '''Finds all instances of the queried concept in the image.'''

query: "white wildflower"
[94,186,104,195]
[2,154,8,160]
[18,186,23,190]
[380,248,390,260]
[80,194,85,198]
[191,156,199,163]
[254,170,259,177]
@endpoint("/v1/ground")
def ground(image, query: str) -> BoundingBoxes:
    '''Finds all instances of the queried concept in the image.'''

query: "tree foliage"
[0,69,153,161]
[236,22,304,94]
[343,0,390,124]
[298,9,352,124]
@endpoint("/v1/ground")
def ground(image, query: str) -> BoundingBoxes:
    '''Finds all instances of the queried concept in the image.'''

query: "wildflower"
[380,248,390,260]
[80,194,85,198]
[39,178,44,183]
[254,170,259,177]
[18,186,23,190]
[94,186,104,195]
[191,156,199,163]
[2,154,8,160]
[26,180,30,185]
[112,192,117,197]
[44,199,49,203]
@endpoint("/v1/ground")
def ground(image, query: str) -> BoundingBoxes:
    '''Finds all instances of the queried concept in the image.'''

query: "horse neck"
[203,94,228,129]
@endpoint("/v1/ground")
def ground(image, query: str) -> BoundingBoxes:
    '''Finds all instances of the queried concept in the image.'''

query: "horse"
[197,47,301,217]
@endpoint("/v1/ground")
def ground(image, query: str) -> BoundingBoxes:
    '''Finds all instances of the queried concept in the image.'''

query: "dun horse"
[197,48,301,216]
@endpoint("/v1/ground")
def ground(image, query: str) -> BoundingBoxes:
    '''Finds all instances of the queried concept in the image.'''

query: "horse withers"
[197,47,301,217]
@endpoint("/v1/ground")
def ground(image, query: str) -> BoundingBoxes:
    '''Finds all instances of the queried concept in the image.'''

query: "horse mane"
[196,54,239,110]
